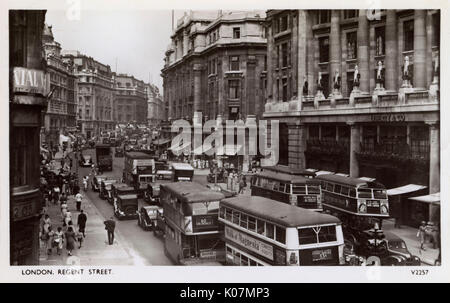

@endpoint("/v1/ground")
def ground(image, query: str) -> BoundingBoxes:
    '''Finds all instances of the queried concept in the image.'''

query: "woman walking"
[65,226,77,256]
[417,221,427,251]
[54,227,65,255]
[46,226,55,255]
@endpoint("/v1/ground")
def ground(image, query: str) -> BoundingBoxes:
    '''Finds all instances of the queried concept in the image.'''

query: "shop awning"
[306,168,318,173]
[335,173,349,177]
[315,170,335,176]
[153,138,171,146]
[409,192,440,205]
[216,144,243,155]
[387,184,428,196]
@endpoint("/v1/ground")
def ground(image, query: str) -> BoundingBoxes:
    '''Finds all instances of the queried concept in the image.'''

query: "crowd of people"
[39,145,88,257]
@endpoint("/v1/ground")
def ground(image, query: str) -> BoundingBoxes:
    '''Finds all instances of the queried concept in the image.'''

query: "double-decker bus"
[160,182,226,265]
[219,196,345,266]
[251,168,322,211]
[315,174,389,256]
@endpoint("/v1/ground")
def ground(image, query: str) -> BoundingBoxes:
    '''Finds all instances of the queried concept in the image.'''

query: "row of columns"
[287,121,439,194]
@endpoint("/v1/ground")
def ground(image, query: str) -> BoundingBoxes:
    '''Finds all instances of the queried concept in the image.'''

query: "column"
[385,10,398,91]
[426,11,434,87]
[348,121,360,178]
[193,63,203,124]
[246,55,256,117]
[183,29,189,56]
[306,11,315,96]
[298,11,307,95]
[427,122,440,194]
[266,23,274,100]
[413,10,427,89]
[357,9,370,93]
[288,122,306,170]
[329,10,341,92]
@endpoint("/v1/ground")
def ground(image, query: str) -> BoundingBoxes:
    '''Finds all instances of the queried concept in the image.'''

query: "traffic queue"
[71,126,423,267]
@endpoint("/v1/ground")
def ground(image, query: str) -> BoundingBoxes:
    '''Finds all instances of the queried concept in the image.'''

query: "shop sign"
[12,200,39,221]
[224,226,274,260]
[13,67,50,96]
[370,113,406,123]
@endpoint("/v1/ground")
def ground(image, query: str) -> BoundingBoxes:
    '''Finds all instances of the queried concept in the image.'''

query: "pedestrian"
[53,227,64,255]
[65,226,77,256]
[76,228,84,248]
[46,226,55,255]
[82,176,88,191]
[104,216,116,245]
[238,177,245,194]
[63,211,72,230]
[75,192,83,211]
[59,192,67,206]
[73,182,80,196]
[52,187,60,205]
[417,221,427,251]
[77,210,87,237]
[69,158,73,171]
[43,214,52,227]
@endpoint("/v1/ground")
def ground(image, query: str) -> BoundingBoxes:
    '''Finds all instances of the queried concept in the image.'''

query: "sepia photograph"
[1,0,449,284]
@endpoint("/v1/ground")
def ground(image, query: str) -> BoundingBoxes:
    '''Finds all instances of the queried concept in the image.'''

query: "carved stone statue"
[333,69,341,90]
[376,61,384,84]
[433,56,439,77]
[353,65,360,87]
[317,71,323,91]
[303,76,308,95]
[402,56,413,81]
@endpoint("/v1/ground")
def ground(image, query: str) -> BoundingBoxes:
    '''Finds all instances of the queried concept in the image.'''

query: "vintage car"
[114,194,139,220]
[114,147,124,157]
[137,205,162,231]
[91,175,108,192]
[381,231,421,266]
[111,183,137,203]
[79,154,93,167]
[99,179,118,200]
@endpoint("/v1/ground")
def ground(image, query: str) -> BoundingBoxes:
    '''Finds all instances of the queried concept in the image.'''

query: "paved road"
[78,148,173,266]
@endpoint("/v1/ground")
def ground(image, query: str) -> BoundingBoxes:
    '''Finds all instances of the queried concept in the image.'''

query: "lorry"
[95,144,113,172]
[123,151,158,196]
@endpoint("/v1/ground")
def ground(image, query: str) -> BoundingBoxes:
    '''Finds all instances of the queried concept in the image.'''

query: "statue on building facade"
[303,76,308,96]
[402,56,413,81]
[317,71,323,91]
[376,61,385,84]
[333,69,341,90]
[353,65,360,87]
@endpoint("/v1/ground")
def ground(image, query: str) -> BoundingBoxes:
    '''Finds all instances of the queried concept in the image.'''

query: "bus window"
[298,228,318,245]
[349,188,356,197]
[265,180,275,190]
[326,182,334,192]
[256,219,265,235]
[240,214,248,229]
[266,223,275,239]
[225,208,232,221]
[260,178,268,188]
[357,188,373,198]
[292,185,306,194]
[334,185,342,194]
[317,226,337,242]
[340,186,349,196]
[275,226,286,244]
[279,183,287,193]
[307,185,320,194]
[248,216,256,232]
[373,189,387,199]
[219,207,225,219]
[232,210,240,225]
[241,255,249,266]
[252,177,258,186]
[234,252,241,265]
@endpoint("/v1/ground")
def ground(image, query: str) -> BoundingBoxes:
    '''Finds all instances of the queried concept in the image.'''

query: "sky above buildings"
[45,9,187,91]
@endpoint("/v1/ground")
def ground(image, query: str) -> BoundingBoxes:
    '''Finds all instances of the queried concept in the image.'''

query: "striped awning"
[387,184,427,196]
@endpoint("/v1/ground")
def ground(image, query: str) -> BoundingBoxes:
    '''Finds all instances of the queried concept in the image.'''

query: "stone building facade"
[42,24,77,147]
[145,83,165,127]
[62,51,115,138]
[263,9,440,193]
[114,74,147,125]
[9,10,48,265]
[162,10,267,123]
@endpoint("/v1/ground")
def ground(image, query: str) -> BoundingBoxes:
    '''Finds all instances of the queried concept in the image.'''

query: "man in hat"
[104,216,116,245]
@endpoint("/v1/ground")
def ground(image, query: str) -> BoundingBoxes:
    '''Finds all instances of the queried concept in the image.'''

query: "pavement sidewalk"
[39,150,137,266]
[383,219,439,265]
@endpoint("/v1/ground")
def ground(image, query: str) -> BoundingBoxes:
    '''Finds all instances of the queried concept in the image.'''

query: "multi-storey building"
[42,24,77,147]
[10,10,48,265]
[62,51,115,138]
[114,74,147,125]
[145,83,165,127]
[162,10,267,123]
[263,10,440,197]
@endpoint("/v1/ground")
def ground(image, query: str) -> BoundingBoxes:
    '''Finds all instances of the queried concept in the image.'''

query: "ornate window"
[404,20,414,51]
[347,32,357,59]
[375,26,385,56]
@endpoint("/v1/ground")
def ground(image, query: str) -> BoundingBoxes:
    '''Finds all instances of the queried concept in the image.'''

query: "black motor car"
[91,175,108,192]
[115,147,124,157]
[79,154,93,167]
[137,205,162,230]
[114,194,138,220]
[99,179,118,200]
